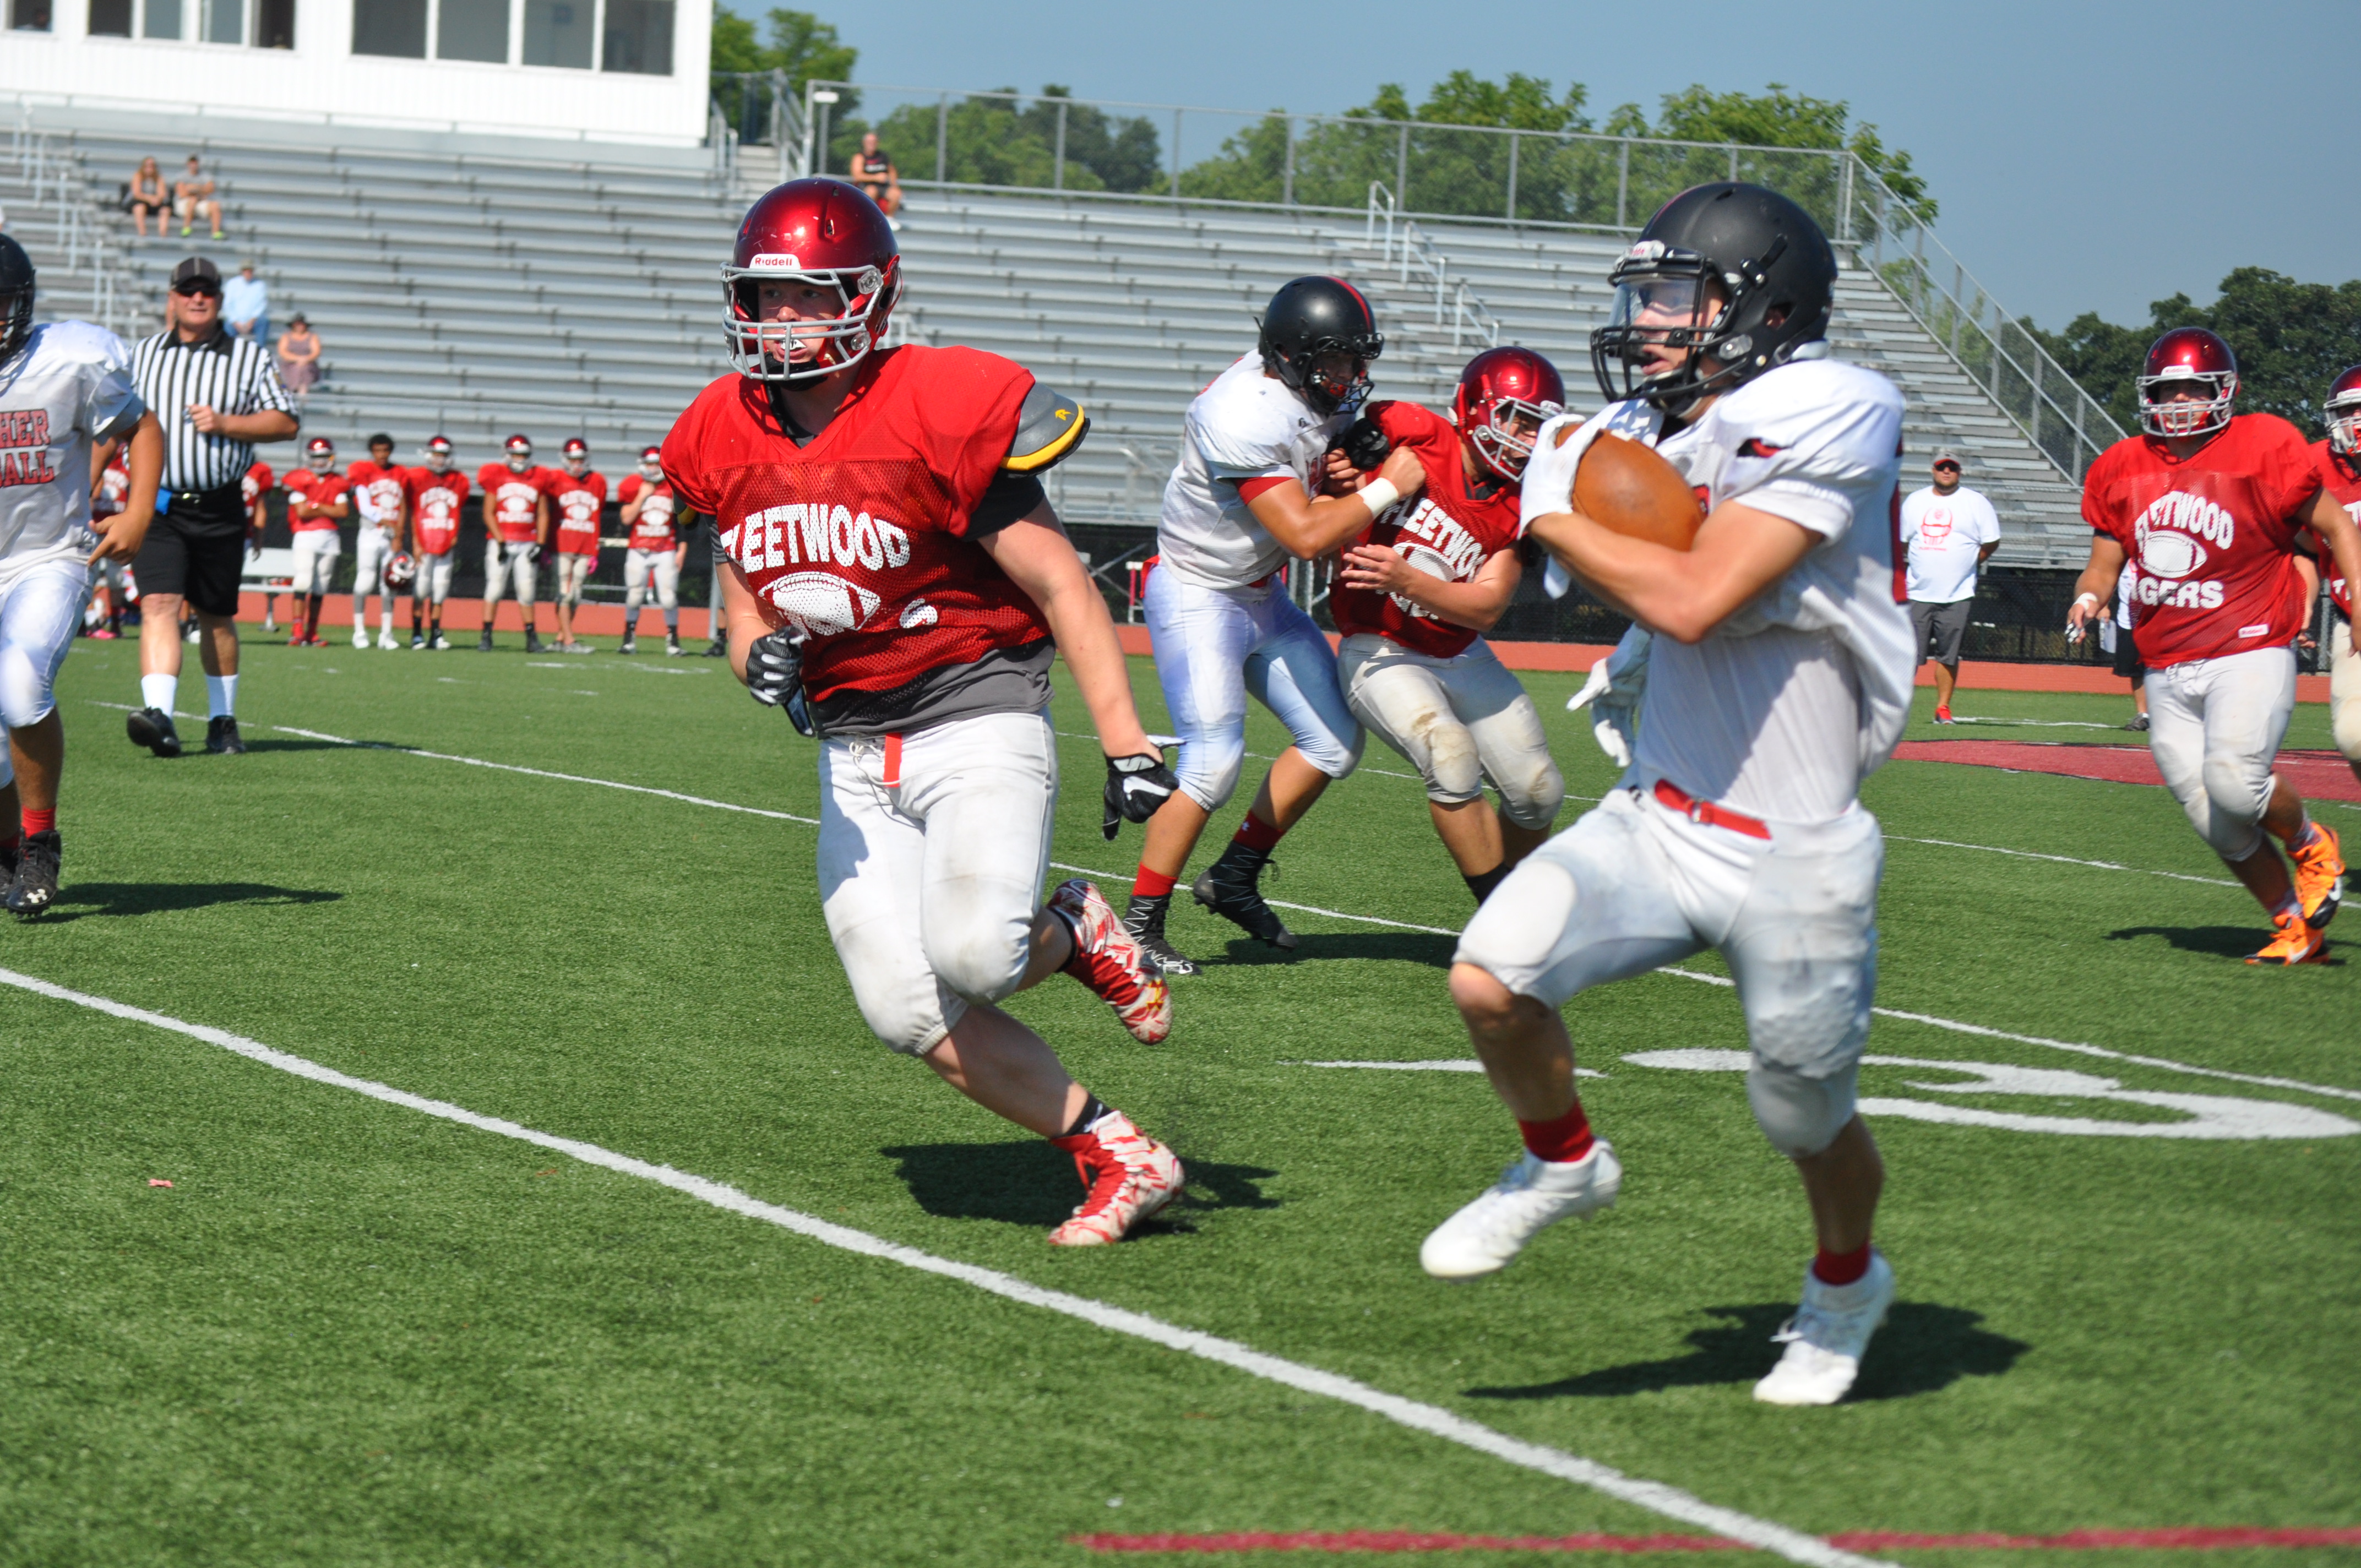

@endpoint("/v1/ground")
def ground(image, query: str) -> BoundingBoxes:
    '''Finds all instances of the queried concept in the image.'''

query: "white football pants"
[482,540,537,608]
[1143,565,1362,812]
[1338,632,1565,827]
[290,529,341,596]
[623,548,679,630]
[2330,616,2361,766]
[0,559,93,775]
[351,526,396,629]
[554,552,594,607]
[411,551,454,606]
[2143,645,2295,861]
[818,709,1057,1055]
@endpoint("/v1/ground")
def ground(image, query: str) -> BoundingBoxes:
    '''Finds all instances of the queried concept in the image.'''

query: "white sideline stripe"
[1052,728,1425,783]
[123,705,2357,1107]
[1886,836,2237,889]
[0,966,1890,1568]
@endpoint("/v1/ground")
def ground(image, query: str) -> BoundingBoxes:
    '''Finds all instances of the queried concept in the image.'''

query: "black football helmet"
[0,235,33,369]
[1590,182,1836,413]
[1258,276,1383,417]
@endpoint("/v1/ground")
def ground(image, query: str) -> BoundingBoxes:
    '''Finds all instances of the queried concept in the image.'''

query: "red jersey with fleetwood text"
[477,464,547,543]
[617,474,681,553]
[281,469,349,533]
[239,461,272,513]
[403,468,470,555]
[2309,440,2360,617]
[1328,400,1523,658]
[662,345,1043,705]
[345,459,406,535]
[549,470,607,555]
[2080,413,2321,668]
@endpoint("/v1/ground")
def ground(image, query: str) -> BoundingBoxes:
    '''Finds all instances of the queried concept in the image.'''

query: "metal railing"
[710,70,807,185]
[1364,183,1498,353]
[9,122,135,340]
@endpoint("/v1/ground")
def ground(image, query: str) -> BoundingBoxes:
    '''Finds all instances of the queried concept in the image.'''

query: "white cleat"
[377,630,399,650]
[1753,1250,1896,1407]
[1420,1141,1622,1280]
[352,628,370,649]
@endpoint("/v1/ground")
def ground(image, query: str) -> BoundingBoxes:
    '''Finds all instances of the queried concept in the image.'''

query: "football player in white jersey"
[1125,276,1427,972]
[346,432,407,650]
[1425,186,1915,1408]
[0,235,164,916]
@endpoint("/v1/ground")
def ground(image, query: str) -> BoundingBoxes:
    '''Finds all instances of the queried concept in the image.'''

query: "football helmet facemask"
[422,435,455,474]
[303,435,336,473]
[1455,346,1566,482]
[504,433,534,473]
[638,444,663,480]
[563,437,590,476]
[723,177,902,385]
[2137,328,2238,440]
[1259,276,1383,417]
[2324,364,2361,458]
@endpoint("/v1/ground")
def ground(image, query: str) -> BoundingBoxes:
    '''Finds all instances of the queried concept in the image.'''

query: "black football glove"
[525,543,544,565]
[1335,415,1391,472]
[1102,750,1179,840]
[746,629,816,737]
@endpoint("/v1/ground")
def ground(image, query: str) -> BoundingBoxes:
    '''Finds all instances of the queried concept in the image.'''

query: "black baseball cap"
[170,257,222,294]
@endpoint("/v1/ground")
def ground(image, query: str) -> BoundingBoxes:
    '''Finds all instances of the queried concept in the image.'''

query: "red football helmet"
[1454,346,1566,482]
[303,435,335,472]
[2137,327,2238,440]
[422,434,455,473]
[504,433,534,472]
[562,436,590,474]
[723,178,902,384]
[2324,364,2361,458]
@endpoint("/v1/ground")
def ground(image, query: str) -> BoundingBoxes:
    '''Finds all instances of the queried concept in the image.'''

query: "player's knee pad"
[1176,729,1247,812]
[926,927,1031,1009]
[1496,756,1567,831]
[2197,754,2270,859]
[1747,1061,1860,1159]
[2333,696,2361,765]
[0,645,56,731]
[1296,717,1364,782]
[1416,717,1486,805]
[856,986,964,1058]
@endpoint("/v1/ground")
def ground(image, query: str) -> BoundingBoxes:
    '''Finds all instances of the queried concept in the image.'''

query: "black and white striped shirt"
[130,326,297,493]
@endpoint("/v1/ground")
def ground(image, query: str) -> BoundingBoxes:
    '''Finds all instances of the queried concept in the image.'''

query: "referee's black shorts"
[2112,624,2145,682]
[137,483,249,618]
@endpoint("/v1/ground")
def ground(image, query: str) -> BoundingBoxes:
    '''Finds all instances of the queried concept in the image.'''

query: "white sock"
[206,674,237,718]
[140,672,177,716]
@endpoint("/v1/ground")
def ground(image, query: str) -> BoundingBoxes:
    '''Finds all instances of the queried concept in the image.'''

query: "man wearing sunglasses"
[1901,448,2000,722]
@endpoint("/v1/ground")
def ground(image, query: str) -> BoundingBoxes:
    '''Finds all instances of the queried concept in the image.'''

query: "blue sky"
[726,0,2359,333]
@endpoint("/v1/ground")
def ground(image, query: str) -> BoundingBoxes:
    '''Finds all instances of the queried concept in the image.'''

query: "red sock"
[1812,1242,1872,1286]
[1133,864,1177,899]
[21,808,55,837]
[1231,810,1283,853]
[1516,1101,1594,1163]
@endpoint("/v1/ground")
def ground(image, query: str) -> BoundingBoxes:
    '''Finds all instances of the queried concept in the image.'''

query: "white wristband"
[2074,592,2102,611]
[1356,478,1401,518]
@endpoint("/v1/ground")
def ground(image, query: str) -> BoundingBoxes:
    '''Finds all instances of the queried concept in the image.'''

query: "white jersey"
[1157,353,1351,589]
[1899,483,1999,602]
[1525,356,1912,824]
[0,321,144,579]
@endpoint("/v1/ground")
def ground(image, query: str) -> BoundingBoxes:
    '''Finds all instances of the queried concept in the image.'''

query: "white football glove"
[1519,413,1604,602]
[1567,626,1651,768]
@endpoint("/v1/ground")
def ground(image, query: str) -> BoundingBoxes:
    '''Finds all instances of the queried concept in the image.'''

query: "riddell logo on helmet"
[749,253,802,269]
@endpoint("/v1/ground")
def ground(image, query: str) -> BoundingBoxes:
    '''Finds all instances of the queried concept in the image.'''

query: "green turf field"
[2,633,2355,1568]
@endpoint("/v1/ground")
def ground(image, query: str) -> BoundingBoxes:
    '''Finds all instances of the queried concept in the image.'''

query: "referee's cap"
[170,256,222,294]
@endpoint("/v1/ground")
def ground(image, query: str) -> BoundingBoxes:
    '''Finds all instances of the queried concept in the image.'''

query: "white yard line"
[1881,836,2238,889]
[0,965,1891,1568]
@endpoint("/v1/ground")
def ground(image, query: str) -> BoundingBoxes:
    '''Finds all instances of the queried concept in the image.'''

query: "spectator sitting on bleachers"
[128,157,167,238]
[849,133,901,227]
[275,314,320,401]
[223,262,269,344]
[174,155,222,241]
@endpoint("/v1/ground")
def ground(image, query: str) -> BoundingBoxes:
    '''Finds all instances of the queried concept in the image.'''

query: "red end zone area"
[1894,741,2361,803]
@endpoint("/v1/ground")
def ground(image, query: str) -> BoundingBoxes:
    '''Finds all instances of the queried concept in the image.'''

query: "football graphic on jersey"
[2138,530,2207,581]
[763,571,882,637]
[1389,541,1455,618]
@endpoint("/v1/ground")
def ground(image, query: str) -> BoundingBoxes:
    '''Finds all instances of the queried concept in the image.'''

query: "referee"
[126,257,297,758]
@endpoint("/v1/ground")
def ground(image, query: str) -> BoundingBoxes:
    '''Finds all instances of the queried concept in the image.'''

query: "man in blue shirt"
[221,262,269,346]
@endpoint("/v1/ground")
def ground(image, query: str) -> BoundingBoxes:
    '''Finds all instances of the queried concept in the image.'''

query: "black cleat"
[7,829,59,920]
[125,706,182,758]
[205,715,246,755]
[665,632,683,657]
[617,636,637,655]
[0,836,18,891]
[1122,891,1199,976]
[478,630,495,652]
[1193,842,1298,950]
[703,639,728,657]
[524,631,545,654]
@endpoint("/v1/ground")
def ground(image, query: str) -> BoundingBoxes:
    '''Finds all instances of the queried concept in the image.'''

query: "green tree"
[2031,269,2361,440]
[709,8,857,143]
[1601,84,1929,236]
[854,86,1161,192]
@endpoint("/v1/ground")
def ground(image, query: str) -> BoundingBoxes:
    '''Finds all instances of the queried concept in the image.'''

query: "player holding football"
[669,177,1186,1246]
[548,437,606,654]
[616,445,684,655]
[282,435,349,647]
[477,433,549,653]
[402,436,467,649]
[1125,276,1428,973]
[2067,330,2360,965]
[1327,348,1569,905]
[2306,366,2361,784]
[346,431,407,650]
[1428,184,1917,1408]
[0,233,164,914]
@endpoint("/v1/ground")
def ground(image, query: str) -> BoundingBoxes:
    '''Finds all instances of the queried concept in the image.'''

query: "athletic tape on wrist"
[1357,478,1401,518]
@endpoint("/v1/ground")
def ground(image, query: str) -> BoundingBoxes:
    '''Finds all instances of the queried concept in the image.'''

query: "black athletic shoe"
[1122,891,1199,976]
[125,706,182,758]
[7,829,59,920]
[2129,714,2150,732]
[1193,842,1298,950]
[703,639,727,657]
[617,636,637,655]
[205,716,246,755]
[525,631,545,654]
[478,630,495,652]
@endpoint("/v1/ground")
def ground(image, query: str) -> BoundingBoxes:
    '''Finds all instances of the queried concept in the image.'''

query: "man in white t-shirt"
[1428,184,1914,1409]
[1900,448,1999,723]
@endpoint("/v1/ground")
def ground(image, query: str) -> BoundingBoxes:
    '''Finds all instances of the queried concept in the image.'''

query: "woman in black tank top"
[848,132,902,219]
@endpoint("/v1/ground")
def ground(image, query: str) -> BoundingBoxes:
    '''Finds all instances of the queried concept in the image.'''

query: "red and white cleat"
[1047,1111,1184,1247]
[1049,878,1173,1044]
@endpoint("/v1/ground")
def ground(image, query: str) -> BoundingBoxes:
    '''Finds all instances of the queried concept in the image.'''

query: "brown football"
[1569,431,1706,551]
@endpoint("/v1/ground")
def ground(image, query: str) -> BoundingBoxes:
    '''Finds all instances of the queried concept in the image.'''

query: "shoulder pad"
[1003,382,1089,474]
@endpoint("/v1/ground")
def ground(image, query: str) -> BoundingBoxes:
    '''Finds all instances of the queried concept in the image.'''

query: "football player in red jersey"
[2305,366,2361,783]
[282,436,350,648]
[615,445,686,655]
[346,432,408,651]
[547,437,607,654]
[2068,329,2361,964]
[83,444,135,638]
[402,436,469,648]
[239,458,274,631]
[476,434,550,653]
[1328,349,1570,904]
[667,177,1188,1246]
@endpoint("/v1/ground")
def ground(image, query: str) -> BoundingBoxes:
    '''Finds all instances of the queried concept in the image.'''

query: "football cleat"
[204,716,245,755]
[617,636,638,655]
[1122,891,1199,976]
[1933,705,1954,725]
[431,633,451,651]
[352,628,369,649]
[410,633,426,649]
[665,633,684,656]
[0,836,18,890]
[1047,1112,1184,1246]
[1193,842,1297,950]
[2128,714,2150,732]
[524,631,545,654]
[2247,910,2327,966]
[1049,879,1172,1044]
[478,630,495,652]
[377,630,399,650]
[124,706,181,759]
[2291,824,2344,930]
[1420,1142,1622,1280]
[704,639,728,657]
[6,828,61,920]
[1754,1250,1896,1406]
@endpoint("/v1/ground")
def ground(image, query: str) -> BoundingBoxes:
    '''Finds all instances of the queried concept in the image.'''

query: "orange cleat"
[1047,1111,1184,1246]
[2290,824,2344,930]
[2247,910,2327,966]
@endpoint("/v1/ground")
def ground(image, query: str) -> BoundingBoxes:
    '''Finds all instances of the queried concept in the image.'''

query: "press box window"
[351,0,423,55]
[436,0,506,61]
[521,0,589,66]
[9,0,54,31]
[600,0,671,74]
[88,0,130,31]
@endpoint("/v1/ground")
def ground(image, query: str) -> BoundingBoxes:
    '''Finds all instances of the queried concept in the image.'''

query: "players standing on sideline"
[548,438,606,654]
[1125,276,1424,973]
[346,432,407,650]
[1429,186,1914,1407]
[1900,448,1999,723]
[676,177,1184,1244]
[2069,329,2361,965]
[1326,349,1569,905]
[282,435,350,647]
[616,445,684,655]
[2306,367,2361,783]
[402,435,466,649]
[0,234,164,914]
[478,434,549,653]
